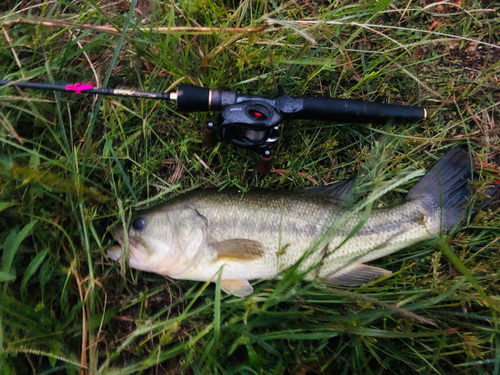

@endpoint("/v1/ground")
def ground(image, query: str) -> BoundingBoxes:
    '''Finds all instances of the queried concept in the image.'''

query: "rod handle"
[297,96,426,123]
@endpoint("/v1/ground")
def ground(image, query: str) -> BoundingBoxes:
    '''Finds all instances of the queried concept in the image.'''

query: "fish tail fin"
[405,149,472,232]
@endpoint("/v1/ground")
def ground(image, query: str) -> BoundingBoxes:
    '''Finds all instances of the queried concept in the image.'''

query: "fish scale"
[178,192,437,282]
[108,150,483,296]
[186,190,335,280]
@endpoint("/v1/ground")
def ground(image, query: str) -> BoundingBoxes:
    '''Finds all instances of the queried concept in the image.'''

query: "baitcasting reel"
[172,84,426,173]
[0,80,426,173]
[202,100,282,171]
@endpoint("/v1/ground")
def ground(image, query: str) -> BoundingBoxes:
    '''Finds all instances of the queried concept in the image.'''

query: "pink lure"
[65,83,93,94]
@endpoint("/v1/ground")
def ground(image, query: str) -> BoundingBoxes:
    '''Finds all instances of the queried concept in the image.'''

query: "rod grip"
[297,96,426,123]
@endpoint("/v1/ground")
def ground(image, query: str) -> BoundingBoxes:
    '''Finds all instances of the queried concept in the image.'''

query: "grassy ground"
[1,0,500,373]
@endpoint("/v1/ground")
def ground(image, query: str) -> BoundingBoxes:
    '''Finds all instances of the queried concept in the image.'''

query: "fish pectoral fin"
[211,239,264,262]
[220,279,254,297]
[325,264,392,287]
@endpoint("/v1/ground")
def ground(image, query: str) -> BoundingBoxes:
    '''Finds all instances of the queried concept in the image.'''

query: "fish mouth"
[111,225,125,246]
[108,225,126,261]
[108,225,151,264]
[107,245,123,261]
[108,239,155,273]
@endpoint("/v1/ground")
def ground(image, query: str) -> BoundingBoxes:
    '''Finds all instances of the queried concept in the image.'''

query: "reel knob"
[255,150,273,174]
[203,124,218,147]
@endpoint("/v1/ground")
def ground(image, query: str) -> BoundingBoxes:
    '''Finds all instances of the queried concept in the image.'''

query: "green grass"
[1,0,500,373]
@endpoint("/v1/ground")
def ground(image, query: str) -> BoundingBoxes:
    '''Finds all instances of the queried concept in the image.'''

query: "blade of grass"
[438,237,498,315]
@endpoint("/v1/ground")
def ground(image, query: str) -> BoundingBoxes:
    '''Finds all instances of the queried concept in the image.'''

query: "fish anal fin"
[325,264,392,287]
[212,239,264,262]
[220,279,253,297]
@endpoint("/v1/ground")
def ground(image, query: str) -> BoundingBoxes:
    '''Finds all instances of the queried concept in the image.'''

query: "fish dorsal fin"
[211,239,265,262]
[299,179,355,206]
[221,279,253,297]
[325,264,392,286]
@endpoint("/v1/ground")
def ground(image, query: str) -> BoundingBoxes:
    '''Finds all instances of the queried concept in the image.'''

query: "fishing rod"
[0,79,426,173]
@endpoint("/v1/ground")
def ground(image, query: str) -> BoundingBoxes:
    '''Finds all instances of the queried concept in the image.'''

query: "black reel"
[203,101,283,173]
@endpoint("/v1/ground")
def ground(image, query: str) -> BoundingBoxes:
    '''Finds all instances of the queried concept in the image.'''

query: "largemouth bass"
[108,150,480,297]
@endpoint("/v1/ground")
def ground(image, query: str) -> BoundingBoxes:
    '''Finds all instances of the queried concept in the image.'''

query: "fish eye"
[132,217,146,231]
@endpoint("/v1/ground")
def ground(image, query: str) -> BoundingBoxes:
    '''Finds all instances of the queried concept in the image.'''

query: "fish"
[108,149,488,297]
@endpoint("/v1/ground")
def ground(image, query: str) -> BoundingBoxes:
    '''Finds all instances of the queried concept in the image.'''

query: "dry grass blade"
[2,17,267,35]
[321,286,437,327]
